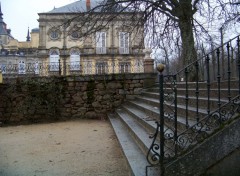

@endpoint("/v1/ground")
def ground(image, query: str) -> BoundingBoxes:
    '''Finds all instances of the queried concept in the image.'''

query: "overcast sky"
[2,0,76,41]
[2,0,239,42]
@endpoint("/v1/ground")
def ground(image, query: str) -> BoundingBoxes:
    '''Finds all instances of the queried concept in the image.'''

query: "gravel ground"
[0,119,129,176]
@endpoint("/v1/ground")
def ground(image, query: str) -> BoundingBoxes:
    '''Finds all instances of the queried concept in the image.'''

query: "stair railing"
[146,35,240,176]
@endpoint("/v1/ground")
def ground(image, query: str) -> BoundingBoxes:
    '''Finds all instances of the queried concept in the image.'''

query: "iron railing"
[146,35,240,175]
[0,60,144,78]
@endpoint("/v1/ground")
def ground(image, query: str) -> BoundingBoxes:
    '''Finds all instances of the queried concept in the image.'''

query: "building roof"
[31,28,40,33]
[41,0,132,14]
[46,0,104,13]
[0,2,8,35]
[0,2,13,39]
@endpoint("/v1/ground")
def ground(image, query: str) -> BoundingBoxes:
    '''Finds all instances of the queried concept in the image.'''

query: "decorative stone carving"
[143,48,154,73]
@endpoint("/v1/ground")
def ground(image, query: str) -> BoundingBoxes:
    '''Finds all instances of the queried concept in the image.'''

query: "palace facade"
[0,0,146,76]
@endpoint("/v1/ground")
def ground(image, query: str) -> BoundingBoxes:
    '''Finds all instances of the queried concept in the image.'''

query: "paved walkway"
[0,120,129,176]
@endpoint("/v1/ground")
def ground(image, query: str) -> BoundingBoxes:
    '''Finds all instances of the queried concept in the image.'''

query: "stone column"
[143,49,154,73]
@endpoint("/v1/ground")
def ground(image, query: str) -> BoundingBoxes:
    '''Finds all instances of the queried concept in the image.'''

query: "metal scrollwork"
[146,121,160,166]
[168,95,240,158]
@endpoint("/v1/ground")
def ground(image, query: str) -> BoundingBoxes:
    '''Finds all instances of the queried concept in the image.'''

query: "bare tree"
[58,0,239,79]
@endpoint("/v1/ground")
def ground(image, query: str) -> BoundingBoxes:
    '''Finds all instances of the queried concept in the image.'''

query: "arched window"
[49,49,60,71]
[18,60,26,74]
[70,48,80,71]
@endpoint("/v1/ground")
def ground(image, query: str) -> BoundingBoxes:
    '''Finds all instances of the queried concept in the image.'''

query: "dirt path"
[0,120,129,176]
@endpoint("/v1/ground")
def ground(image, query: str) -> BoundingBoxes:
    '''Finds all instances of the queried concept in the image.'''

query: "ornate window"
[70,48,80,71]
[50,31,59,40]
[119,32,129,54]
[49,49,60,71]
[34,61,39,74]
[119,62,131,73]
[0,63,6,74]
[18,60,26,74]
[71,31,80,39]
[96,32,106,54]
[83,60,92,75]
[96,62,108,74]
[48,28,61,40]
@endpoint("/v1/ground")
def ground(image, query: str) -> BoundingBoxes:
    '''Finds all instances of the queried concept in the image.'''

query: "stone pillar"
[143,49,154,73]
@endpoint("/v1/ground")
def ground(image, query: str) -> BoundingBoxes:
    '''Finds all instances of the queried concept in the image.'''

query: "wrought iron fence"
[0,59,144,78]
[147,35,240,175]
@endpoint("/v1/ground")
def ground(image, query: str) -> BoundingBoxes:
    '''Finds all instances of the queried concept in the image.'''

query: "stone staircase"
[108,80,240,176]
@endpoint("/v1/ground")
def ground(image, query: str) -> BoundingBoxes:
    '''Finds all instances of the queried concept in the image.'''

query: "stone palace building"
[0,0,147,77]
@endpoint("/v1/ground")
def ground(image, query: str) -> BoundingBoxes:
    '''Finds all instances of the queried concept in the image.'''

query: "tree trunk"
[177,1,198,81]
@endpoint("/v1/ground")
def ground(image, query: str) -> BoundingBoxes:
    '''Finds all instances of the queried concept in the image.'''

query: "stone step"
[121,104,183,135]
[121,104,158,135]
[145,87,239,99]
[108,80,240,176]
[155,80,239,89]
[175,89,238,99]
[135,96,209,121]
[126,99,196,132]
[141,92,229,110]
[108,113,160,176]
[115,108,157,156]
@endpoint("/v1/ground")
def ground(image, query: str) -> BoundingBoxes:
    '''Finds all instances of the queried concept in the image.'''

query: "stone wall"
[0,73,156,125]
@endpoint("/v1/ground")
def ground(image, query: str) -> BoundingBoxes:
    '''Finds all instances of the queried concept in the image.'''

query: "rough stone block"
[68,82,75,87]
[114,95,123,100]
[107,82,122,89]
[92,101,101,108]
[98,90,106,95]
[131,80,139,83]
[103,94,111,100]
[81,85,87,91]
[85,111,97,119]
[64,104,72,108]
[78,107,87,113]
[119,89,125,95]
[96,83,105,90]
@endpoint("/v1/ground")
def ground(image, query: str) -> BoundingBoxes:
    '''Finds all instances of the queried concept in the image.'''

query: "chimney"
[86,0,91,11]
